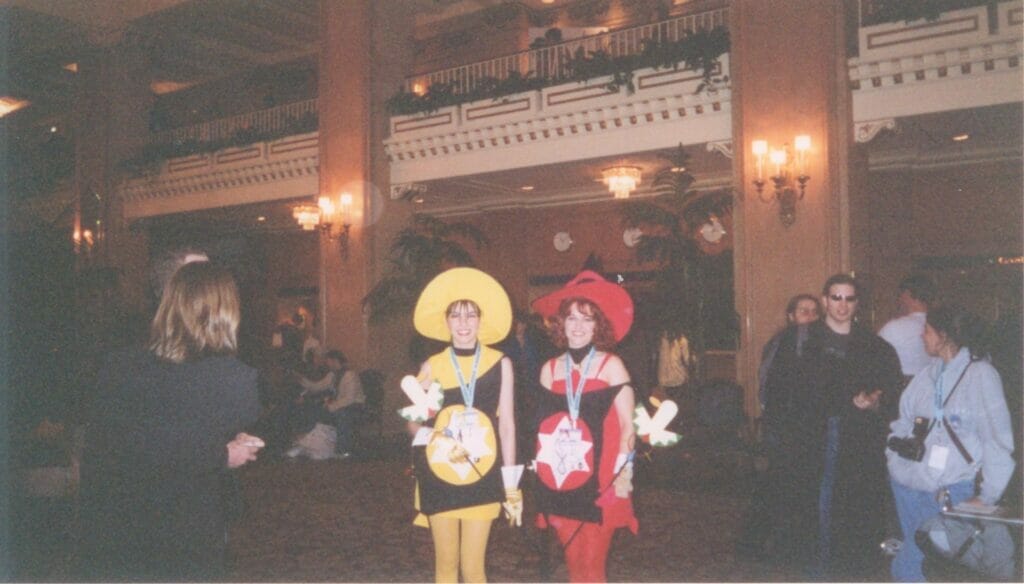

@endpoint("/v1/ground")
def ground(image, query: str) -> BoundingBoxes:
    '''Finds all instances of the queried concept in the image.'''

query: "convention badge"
[536,413,594,491]
[426,404,496,485]
[928,445,950,471]
[456,408,479,428]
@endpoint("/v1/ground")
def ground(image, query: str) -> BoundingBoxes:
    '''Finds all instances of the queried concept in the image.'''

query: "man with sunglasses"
[760,273,902,580]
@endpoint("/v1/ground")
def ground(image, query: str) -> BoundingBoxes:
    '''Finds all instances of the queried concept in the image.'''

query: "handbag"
[917,512,1019,581]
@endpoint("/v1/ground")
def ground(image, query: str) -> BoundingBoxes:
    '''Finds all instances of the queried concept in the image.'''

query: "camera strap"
[931,360,976,464]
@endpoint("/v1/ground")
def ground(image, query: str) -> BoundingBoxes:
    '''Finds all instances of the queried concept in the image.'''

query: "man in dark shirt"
[761,274,902,579]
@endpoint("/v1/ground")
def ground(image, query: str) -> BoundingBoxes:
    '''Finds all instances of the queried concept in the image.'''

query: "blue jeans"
[329,404,363,454]
[813,416,841,578]
[890,477,974,582]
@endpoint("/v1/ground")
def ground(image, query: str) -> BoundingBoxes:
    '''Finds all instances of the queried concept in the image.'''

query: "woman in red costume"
[531,270,637,583]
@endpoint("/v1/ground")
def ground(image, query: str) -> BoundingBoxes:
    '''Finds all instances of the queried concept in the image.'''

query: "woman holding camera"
[886,304,1015,582]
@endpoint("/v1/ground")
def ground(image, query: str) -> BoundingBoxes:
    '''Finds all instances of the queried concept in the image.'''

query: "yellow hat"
[413,267,512,345]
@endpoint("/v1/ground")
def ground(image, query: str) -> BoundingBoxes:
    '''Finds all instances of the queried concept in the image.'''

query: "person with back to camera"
[886,304,1015,582]
[530,270,638,583]
[77,262,264,581]
[879,274,939,385]
[406,267,521,583]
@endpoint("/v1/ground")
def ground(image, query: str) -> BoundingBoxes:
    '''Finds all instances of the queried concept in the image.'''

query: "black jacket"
[761,321,902,575]
[78,348,260,581]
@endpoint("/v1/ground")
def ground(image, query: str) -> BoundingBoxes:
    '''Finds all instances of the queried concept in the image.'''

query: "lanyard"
[933,361,948,424]
[933,358,972,428]
[449,345,482,410]
[563,346,596,426]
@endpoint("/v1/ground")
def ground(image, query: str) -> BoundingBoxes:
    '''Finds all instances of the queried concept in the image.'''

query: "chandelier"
[292,204,321,231]
[602,166,641,199]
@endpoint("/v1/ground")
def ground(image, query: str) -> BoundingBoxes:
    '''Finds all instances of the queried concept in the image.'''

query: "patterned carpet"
[225,453,804,583]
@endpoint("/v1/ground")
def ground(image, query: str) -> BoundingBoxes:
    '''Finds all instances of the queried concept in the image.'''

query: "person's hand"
[226,433,264,468]
[613,464,634,498]
[503,489,523,527]
[853,389,882,410]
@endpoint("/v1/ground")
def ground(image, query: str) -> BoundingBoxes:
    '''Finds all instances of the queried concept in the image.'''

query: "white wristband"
[502,465,524,490]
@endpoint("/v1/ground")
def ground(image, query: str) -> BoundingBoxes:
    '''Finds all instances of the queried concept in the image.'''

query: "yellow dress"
[413,346,505,526]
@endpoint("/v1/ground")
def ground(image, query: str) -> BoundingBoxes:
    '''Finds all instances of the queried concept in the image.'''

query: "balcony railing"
[151,98,318,146]
[404,7,729,96]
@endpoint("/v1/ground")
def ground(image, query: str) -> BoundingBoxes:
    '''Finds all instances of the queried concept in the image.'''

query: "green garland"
[861,0,991,26]
[119,111,318,177]
[387,26,729,116]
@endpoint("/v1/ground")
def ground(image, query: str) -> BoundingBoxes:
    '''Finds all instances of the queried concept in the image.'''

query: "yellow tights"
[428,516,493,583]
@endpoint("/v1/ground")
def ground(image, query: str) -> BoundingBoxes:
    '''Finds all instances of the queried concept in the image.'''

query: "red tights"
[553,519,615,583]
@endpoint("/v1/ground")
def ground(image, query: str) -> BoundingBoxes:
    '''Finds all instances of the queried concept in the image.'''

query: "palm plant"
[362,214,488,322]
[621,144,735,356]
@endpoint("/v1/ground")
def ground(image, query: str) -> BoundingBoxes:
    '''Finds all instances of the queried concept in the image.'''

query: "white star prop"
[634,398,681,447]
[536,415,593,488]
[430,410,494,481]
[398,375,443,422]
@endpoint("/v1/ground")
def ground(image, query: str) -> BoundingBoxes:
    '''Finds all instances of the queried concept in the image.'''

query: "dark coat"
[78,348,260,582]
[761,321,902,576]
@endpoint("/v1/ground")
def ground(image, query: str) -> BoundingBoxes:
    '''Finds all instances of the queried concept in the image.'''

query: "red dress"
[533,354,638,582]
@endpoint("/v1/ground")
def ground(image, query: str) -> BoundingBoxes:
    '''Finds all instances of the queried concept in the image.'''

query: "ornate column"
[730,0,854,418]
[73,29,152,310]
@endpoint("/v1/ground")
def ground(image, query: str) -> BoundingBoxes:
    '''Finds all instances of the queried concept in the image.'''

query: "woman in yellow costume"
[406,267,522,583]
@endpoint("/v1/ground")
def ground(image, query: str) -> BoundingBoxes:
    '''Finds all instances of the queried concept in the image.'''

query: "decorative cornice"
[119,155,319,202]
[854,119,897,143]
[706,140,733,159]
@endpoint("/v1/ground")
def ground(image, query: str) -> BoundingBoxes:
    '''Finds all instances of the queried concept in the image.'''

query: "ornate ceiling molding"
[116,132,319,219]
[855,119,897,143]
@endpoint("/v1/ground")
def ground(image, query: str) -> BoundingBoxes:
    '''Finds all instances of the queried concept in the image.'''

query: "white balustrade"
[151,98,318,146]
[405,7,729,96]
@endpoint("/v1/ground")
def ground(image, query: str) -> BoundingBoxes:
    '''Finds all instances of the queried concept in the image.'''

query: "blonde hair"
[148,262,240,363]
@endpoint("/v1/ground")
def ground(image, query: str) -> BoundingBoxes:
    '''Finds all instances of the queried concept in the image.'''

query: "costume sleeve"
[975,365,1015,504]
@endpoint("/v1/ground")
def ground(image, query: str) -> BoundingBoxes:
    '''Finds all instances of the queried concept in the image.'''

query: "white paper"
[928,445,949,470]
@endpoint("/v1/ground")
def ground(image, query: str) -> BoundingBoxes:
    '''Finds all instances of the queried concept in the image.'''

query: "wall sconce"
[602,166,641,199]
[751,135,811,227]
[336,192,353,256]
[294,193,354,255]
[72,227,96,255]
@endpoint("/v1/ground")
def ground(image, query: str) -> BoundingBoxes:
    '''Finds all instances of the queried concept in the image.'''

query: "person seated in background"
[283,349,365,460]
[320,350,365,459]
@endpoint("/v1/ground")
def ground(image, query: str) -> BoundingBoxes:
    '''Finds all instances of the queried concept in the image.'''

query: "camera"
[887,416,931,461]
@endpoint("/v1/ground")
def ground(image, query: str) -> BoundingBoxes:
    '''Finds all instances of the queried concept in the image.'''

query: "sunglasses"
[829,294,858,302]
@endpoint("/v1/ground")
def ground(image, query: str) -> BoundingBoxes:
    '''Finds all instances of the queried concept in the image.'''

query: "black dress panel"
[533,383,620,524]
[413,359,504,516]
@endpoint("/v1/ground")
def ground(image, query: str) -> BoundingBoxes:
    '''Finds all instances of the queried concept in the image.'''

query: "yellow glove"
[502,489,523,527]
[613,463,633,498]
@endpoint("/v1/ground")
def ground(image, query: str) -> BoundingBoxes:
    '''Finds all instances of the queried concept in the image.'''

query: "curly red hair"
[548,298,618,351]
